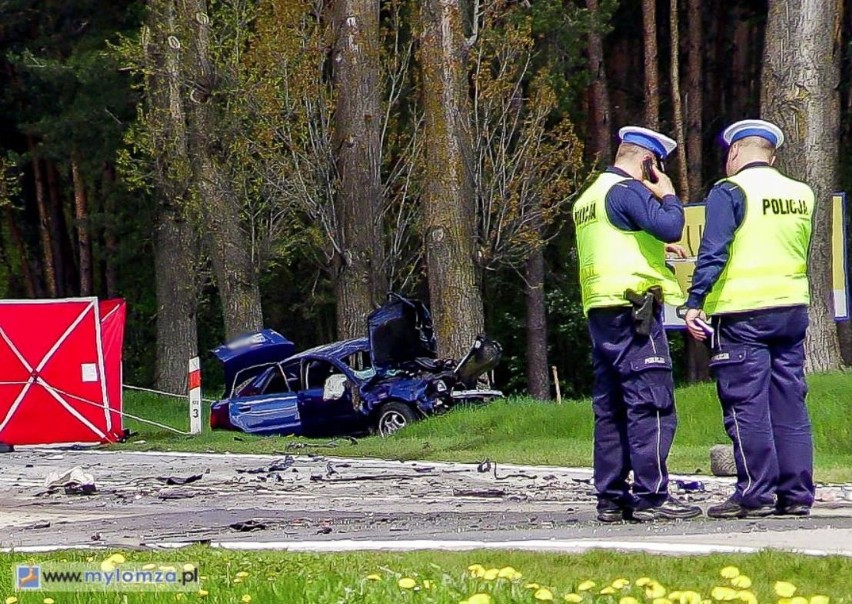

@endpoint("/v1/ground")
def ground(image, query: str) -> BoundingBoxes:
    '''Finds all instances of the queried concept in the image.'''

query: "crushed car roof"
[283,337,369,362]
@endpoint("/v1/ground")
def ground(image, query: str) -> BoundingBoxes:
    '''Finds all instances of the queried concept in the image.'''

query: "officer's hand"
[643,169,677,199]
[685,308,709,341]
[665,243,688,259]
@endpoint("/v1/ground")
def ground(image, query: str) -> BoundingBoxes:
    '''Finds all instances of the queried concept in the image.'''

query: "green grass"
[119,372,852,483]
[1,547,849,603]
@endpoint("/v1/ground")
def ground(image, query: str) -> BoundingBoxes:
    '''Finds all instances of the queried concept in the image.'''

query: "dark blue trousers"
[709,305,814,509]
[588,306,676,511]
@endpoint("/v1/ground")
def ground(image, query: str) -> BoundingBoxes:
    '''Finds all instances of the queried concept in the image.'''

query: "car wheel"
[376,402,417,437]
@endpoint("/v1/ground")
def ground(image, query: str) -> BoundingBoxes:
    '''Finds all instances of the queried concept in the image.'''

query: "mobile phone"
[695,318,715,336]
[642,157,659,183]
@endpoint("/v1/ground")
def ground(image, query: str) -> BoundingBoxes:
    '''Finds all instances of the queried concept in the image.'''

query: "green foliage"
[1,548,849,603]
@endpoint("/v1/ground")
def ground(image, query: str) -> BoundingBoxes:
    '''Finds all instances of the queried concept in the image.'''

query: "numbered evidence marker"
[188,357,202,434]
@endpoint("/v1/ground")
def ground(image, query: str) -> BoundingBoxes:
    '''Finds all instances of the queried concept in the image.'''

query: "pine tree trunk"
[731,5,751,119]
[102,163,119,298]
[71,150,93,296]
[685,0,703,199]
[27,137,57,297]
[761,0,843,372]
[45,161,67,296]
[418,0,485,359]
[586,0,612,165]
[181,0,263,340]
[642,0,660,129]
[332,0,384,339]
[3,206,38,298]
[525,247,550,400]
[669,0,688,197]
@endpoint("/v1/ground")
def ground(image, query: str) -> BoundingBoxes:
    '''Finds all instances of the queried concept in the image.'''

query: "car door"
[228,365,303,436]
[297,358,359,433]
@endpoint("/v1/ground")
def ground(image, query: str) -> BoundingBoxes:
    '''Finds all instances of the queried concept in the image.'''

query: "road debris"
[44,466,97,495]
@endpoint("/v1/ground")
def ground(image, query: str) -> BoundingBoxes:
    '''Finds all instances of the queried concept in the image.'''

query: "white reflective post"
[188,357,202,435]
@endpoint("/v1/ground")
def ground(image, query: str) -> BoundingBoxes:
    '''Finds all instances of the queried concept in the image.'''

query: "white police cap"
[618,126,678,160]
[722,119,784,148]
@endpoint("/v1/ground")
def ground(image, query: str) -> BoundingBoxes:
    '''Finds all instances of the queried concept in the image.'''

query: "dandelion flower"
[143,564,156,571]
[468,595,492,604]
[366,574,381,581]
[183,564,195,573]
[498,567,518,579]
[5,599,17,604]
[241,596,251,603]
[564,595,583,603]
[600,587,616,595]
[710,586,738,601]
[736,591,757,604]
[483,568,499,581]
[198,591,208,598]
[525,583,541,590]
[108,554,126,564]
[652,599,673,604]
[720,566,740,579]
[398,577,417,589]
[636,577,652,587]
[790,599,808,604]
[810,596,830,604]
[468,564,485,575]
[645,583,666,599]
[577,580,596,591]
[612,578,630,589]
[100,560,116,572]
[676,592,702,604]
[619,598,639,604]
[775,582,798,598]
[43,600,54,604]
[534,588,554,601]
[423,580,433,589]
[731,576,752,589]
[233,578,243,584]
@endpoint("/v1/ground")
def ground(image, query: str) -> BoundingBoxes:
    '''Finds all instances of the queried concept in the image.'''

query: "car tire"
[376,402,418,437]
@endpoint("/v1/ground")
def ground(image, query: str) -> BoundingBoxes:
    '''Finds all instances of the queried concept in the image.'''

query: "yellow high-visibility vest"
[573,172,685,315]
[703,166,813,315]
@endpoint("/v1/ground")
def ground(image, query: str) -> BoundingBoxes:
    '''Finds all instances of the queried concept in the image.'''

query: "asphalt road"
[1,449,850,556]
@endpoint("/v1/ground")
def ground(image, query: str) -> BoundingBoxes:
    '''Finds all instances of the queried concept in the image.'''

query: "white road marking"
[3,539,849,557]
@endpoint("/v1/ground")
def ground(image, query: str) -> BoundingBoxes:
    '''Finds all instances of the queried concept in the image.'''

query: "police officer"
[679,119,815,518]
[573,126,702,522]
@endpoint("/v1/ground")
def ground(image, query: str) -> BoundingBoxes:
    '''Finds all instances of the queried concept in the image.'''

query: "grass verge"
[120,372,852,483]
[1,547,849,603]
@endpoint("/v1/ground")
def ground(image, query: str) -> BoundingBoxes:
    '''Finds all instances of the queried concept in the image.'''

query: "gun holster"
[624,286,663,336]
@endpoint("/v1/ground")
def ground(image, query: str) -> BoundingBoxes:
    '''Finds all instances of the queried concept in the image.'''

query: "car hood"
[212,329,296,398]
[367,293,437,372]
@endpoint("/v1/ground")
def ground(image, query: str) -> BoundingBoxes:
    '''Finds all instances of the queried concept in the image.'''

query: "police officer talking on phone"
[678,119,815,519]
[572,126,702,522]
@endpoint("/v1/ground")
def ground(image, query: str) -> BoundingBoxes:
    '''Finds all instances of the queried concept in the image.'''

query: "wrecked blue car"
[210,294,503,437]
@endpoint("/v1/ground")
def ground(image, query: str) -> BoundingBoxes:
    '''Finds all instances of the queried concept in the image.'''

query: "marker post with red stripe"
[188,357,202,434]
